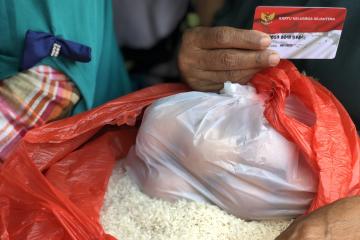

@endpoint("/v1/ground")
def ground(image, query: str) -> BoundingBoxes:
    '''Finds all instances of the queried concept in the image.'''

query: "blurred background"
[112,0,224,89]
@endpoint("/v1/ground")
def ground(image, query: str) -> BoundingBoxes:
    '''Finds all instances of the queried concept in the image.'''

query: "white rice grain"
[100,162,291,240]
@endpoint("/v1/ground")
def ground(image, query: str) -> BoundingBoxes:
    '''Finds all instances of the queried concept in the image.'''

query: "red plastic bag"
[0,61,358,239]
[251,60,360,212]
[0,83,189,240]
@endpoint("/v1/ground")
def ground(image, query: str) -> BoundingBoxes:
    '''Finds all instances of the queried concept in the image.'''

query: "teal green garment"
[0,0,132,114]
[214,0,360,127]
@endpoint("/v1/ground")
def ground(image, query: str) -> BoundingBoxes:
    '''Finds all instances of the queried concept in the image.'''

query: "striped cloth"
[0,65,80,161]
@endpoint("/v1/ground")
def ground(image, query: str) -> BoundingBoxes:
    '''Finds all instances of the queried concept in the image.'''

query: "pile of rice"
[100,162,291,240]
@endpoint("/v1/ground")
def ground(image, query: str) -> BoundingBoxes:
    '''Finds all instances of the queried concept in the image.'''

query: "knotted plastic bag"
[125,81,317,220]
[253,61,359,212]
[126,61,359,220]
[0,61,358,239]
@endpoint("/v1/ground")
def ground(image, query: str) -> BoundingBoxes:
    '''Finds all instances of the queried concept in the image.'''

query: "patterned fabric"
[0,65,80,161]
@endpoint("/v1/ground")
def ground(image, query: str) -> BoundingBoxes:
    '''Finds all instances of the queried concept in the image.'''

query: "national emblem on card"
[261,12,276,25]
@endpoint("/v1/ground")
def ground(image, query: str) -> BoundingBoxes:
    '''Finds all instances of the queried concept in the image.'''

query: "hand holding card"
[253,7,347,59]
[178,27,280,91]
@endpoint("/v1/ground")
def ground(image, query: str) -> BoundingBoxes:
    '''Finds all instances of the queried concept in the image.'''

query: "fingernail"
[260,36,271,48]
[269,53,280,66]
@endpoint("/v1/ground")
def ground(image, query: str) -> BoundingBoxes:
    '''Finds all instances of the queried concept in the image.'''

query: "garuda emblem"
[261,12,276,25]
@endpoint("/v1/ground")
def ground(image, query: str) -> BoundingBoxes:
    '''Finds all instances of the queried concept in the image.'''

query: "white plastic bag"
[124,82,317,220]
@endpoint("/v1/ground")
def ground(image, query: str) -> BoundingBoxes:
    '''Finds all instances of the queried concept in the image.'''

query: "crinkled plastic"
[0,60,357,238]
[252,61,360,212]
[125,81,318,220]
[126,60,359,219]
[0,83,189,240]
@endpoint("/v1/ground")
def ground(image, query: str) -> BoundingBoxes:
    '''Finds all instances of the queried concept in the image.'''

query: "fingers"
[275,223,299,240]
[195,68,261,84]
[275,215,321,240]
[185,78,224,92]
[193,49,280,70]
[184,26,271,50]
[178,26,280,91]
[183,68,261,91]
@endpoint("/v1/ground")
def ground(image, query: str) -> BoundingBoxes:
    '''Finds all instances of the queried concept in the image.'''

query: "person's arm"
[276,196,360,240]
[178,26,280,91]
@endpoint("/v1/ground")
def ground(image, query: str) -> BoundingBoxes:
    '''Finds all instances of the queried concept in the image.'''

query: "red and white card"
[253,6,347,59]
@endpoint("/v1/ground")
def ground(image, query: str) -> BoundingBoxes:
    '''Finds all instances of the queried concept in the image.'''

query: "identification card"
[253,6,347,59]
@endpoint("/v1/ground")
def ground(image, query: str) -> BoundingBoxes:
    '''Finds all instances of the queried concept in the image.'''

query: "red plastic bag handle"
[252,60,360,211]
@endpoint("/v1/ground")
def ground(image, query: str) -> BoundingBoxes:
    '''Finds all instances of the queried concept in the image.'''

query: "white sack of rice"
[124,82,316,220]
[100,161,291,240]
